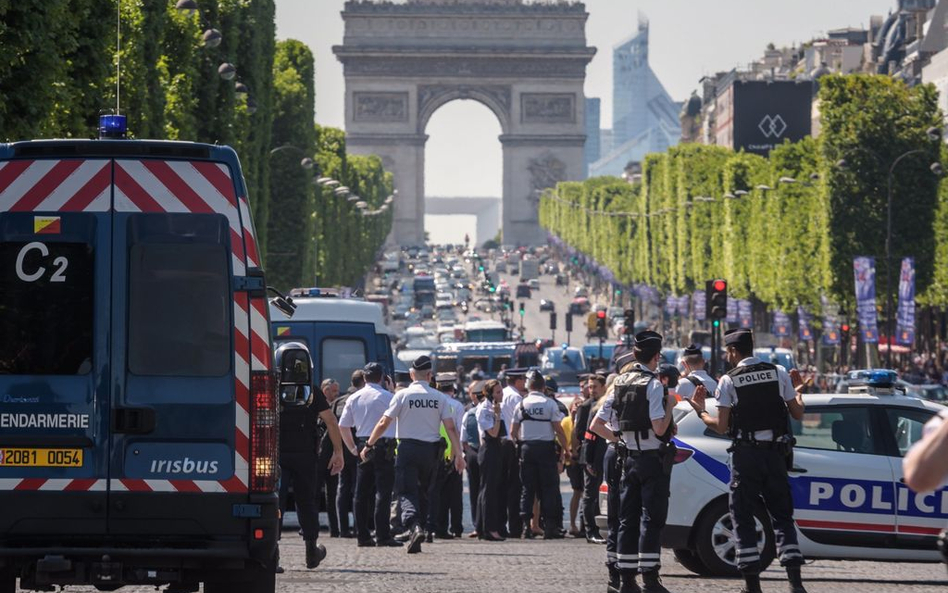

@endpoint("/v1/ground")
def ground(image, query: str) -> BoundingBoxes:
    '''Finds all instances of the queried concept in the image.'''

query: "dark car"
[516,283,531,298]
[539,299,555,312]
[555,273,568,286]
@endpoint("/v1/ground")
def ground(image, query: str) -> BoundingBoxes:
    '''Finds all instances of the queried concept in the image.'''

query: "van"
[0,137,279,592]
[270,292,395,387]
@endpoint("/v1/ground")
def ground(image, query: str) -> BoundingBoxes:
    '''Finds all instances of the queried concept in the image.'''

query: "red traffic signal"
[841,323,850,332]
[706,279,728,320]
[596,310,606,319]
[713,280,727,292]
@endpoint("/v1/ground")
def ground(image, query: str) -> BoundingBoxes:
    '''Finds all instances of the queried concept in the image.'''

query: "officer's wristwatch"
[698,409,710,418]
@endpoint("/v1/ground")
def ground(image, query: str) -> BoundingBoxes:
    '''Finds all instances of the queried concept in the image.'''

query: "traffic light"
[623,309,635,334]
[596,310,607,338]
[549,312,557,331]
[706,279,728,320]
[565,313,573,333]
[841,323,850,333]
[519,302,525,317]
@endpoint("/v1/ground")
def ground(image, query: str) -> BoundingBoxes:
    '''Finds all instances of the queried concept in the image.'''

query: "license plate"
[0,448,83,467]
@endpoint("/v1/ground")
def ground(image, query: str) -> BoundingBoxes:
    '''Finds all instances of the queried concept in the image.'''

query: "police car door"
[108,158,256,535]
[0,155,112,536]
[789,404,897,549]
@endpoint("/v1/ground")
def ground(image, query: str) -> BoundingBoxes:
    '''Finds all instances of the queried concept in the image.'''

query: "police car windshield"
[0,239,94,375]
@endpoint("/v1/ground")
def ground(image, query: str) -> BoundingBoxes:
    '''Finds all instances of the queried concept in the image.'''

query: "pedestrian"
[589,332,677,593]
[337,363,402,548]
[687,328,808,593]
[562,380,586,538]
[319,378,342,537]
[461,380,486,537]
[335,369,366,538]
[275,343,344,570]
[428,372,466,540]
[577,373,608,544]
[511,371,568,540]
[589,373,623,592]
[360,355,465,554]
[499,368,528,538]
[475,379,507,541]
[675,344,718,400]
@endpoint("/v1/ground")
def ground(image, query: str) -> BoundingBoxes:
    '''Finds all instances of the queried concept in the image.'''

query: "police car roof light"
[866,369,897,388]
[98,114,127,139]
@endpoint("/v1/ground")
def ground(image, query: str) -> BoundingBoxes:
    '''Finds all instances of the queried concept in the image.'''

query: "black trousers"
[318,443,340,536]
[477,437,504,534]
[616,451,669,575]
[604,444,619,568]
[336,448,357,534]
[465,447,481,529]
[730,446,804,574]
[519,440,561,527]
[501,439,523,537]
[279,450,320,541]
[432,462,463,535]
[582,461,605,536]
[395,439,439,530]
[354,441,396,542]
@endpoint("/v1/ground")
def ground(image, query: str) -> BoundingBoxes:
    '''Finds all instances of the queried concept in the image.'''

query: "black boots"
[619,571,641,593]
[787,566,808,593]
[641,570,670,593]
[606,564,620,593]
[304,539,326,569]
[740,574,762,593]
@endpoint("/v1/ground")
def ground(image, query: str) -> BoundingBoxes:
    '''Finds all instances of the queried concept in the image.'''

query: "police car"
[600,372,947,576]
[0,117,279,593]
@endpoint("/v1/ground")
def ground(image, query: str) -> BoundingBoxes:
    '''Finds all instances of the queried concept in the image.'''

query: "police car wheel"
[672,548,711,576]
[693,499,775,577]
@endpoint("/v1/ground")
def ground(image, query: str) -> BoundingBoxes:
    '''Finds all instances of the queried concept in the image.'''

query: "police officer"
[428,372,465,539]
[589,372,624,593]
[461,380,485,536]
[475,379,507,542]
[361,355,464,554]
[499,368,528,538]
[511,371,567,540]
[688,328,807,593]
[334,370,366,538]
[576,373,608,544]
[275,342,345,570]
[338,363,402,548]
[675,344,717,400]
[589,332,676,593]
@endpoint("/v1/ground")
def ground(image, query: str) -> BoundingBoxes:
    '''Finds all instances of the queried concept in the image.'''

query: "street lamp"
[202,28,222,48]
[756,184,773,192]
[723,192,736,199]
[234,82,249,98]
[175,0,198,15]
[218,63,236,81]
[734,190,749,197]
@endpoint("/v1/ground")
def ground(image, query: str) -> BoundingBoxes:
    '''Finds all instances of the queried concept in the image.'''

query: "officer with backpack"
[675,344,717,400]
[687,328,808,593]
[511,370,567,540]
[590,331,677,593]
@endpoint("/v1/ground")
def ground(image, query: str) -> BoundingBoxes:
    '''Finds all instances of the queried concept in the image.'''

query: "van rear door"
[0,157,112,538]
[107,159,252,537]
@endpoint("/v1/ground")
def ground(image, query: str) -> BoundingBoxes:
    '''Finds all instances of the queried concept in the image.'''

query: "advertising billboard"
[717,80,813,156]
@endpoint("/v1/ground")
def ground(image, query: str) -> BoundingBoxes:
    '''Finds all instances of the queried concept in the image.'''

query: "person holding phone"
[475,379,507,541]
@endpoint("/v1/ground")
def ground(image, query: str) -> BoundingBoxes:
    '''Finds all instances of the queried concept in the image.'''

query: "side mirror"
[268,286,297,318]
[279,347,312,387]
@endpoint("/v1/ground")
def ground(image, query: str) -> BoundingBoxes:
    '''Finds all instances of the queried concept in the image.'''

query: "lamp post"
[837,127,943,367]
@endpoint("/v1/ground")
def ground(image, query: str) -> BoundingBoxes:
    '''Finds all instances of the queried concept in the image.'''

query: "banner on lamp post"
[896,257,916,347]
[726,297,738,324]
[821,295,840,346]
[694,290,706,321]
[773,310,791,338]
[738,300,753,329]
[853,256,879,344]
[798,306,813,341]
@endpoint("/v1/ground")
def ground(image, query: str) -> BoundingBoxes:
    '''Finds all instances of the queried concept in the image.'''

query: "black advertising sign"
[731,80,813,156]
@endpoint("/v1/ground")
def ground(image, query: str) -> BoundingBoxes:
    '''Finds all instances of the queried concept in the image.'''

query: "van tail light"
[599,483,609,494]
[250,370,278,492]
[673,448,694,465]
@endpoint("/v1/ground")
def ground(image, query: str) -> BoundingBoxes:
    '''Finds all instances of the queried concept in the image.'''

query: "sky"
[274,0,894,242]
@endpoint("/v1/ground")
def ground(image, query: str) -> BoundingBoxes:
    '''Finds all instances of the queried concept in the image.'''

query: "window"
[0,241,94,375]
[491,356,511,373]
[791,406,876,454]
[883,407,935,457]
[127,214,231,377]
[459,356,489,375]
[434,355,458,373]
[321,338,367,388]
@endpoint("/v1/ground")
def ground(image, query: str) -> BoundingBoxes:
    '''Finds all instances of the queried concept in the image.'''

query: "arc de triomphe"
[333,0,596,246]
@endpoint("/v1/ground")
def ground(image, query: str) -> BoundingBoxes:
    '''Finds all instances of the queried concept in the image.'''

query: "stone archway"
[333,0,596,246]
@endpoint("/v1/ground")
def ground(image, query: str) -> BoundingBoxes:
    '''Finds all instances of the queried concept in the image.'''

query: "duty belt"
[730,440,780,450]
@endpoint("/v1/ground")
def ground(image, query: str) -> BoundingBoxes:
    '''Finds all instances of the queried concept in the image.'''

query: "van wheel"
[693,498,775,577]
[672,548,711,576]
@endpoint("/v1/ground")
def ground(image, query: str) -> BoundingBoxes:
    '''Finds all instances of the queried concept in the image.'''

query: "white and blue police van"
[599,371,948,576]
[269,288,395,386]
[0,116,280,593]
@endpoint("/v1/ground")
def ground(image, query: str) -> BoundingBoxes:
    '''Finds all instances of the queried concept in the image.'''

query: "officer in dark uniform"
[361,355,465,554]
[275,342,345,570]
[333,370,365,538]
[589,332,677,593]
[689,328,807,593]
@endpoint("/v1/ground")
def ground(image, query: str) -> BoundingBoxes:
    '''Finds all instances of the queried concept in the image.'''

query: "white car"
[599,388,947,576]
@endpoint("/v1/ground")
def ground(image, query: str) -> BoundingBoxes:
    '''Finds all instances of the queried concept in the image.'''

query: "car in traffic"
[907,383,948,402]
[568,297,590,315]
[539,299,555,312]
[599,378,948,576]
[516,282,531,298]
[528,278,540,290]
[539,346,587,388]
[753,346,796,370]
[582,342,616,371]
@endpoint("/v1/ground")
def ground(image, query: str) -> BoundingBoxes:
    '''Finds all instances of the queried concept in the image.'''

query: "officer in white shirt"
[511,371,567,540]
[426,373,466,540]
[499,368,528,538]
[362,355,464,554]
[339,362,401,548]
[675,344,718,400]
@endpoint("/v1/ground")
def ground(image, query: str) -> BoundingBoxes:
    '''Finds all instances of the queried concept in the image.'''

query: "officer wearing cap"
[657,364,682,401]
[511,371,567,540]
[475,379,507,541]
[427,372,465,539]
[338,362,402,548]
[688,328,807,593]
[675,344,717,400]
[361,355,464,554]
[588,331,677,593]
[499,368,529,538]
[461,380,486,535]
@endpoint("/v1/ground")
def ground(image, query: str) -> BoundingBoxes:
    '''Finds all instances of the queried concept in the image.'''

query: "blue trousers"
[394,439,439,530]
[616,451,669,575]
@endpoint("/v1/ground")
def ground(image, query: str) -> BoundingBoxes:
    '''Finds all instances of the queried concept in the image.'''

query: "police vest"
[280,403,319,454]
[613,369,671,443]
[726,362,788,441]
